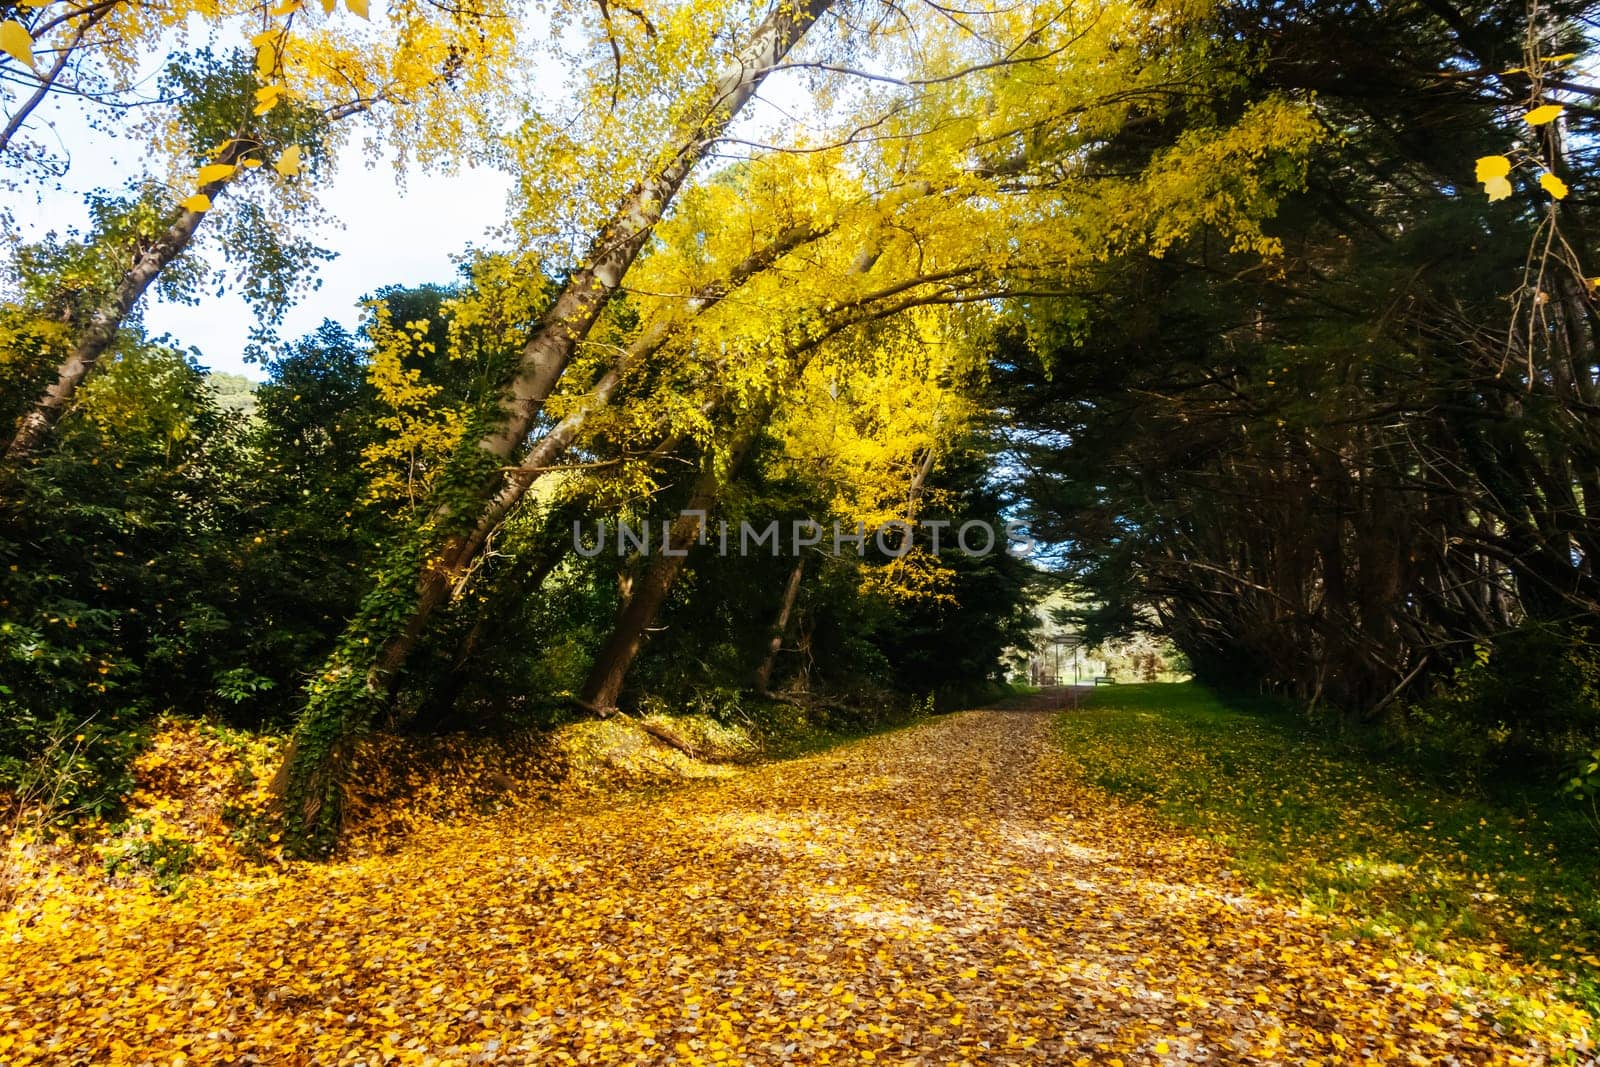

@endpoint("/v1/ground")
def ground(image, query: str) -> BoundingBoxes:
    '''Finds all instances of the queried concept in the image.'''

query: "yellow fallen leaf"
[178,193,213,213]
[1524,104,1563,126]
[0,20,34,68]
[1539,172,1568,200]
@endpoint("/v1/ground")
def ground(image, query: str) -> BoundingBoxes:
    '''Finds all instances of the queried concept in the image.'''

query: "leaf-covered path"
[1,697,1586,1064]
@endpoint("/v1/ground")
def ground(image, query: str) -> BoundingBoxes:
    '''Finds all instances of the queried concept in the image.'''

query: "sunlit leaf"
[1483,175,1513,202]
[1539,172,1568,200]
[1474,155,1510,182]
[0,20,35,68]
[197,163,237,185]
[253,84,285,115]
[178,193,213,213]
[274,145,302,177]
[1523,104,1564,126]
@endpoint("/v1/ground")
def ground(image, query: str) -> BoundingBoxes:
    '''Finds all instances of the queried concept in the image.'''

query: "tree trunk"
[752,556,805,696]
[4,142,245,462]
[571,241,915,714]
[275,0,834,854]
[364,219,833,697]
[576,423,760,713]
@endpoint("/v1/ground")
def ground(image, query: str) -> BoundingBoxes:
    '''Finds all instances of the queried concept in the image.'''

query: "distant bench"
[1093,676,1115,686]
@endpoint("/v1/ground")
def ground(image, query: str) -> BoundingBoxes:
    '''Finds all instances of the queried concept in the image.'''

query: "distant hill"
[207,371,258,418]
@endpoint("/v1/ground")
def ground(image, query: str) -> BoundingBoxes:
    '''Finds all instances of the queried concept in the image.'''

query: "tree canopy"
[0,0,1595,860]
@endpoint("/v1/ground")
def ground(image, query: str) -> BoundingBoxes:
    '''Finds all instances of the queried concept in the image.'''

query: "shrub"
[1391,623,1600,787]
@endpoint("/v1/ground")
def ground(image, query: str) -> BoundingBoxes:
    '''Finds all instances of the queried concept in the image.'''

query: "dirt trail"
[0,696,1574,1063]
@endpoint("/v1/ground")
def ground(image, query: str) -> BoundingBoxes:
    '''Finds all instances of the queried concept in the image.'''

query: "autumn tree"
[273,0,838,851]
[2,0,528,459]
[264,0,1347,852]
[996,0,1599,765]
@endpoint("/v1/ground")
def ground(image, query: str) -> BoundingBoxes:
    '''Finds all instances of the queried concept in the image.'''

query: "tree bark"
[4,141,245,461]
[752,556,805,695]
[576,418,763,713]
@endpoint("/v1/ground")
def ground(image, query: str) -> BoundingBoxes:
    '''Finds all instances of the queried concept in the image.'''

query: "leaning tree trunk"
[275,0,835,855]
[752,556,806,696]
[360,220,833,701]
[577,418,764,713]
[4,147,244,461]
[572,245,915,714]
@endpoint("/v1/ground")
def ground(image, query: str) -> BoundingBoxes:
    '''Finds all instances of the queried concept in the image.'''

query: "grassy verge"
[1055,682,1600,1017]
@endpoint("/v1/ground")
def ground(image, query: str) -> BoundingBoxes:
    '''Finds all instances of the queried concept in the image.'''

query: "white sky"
[171,153,513,379]
[8,112,515,380]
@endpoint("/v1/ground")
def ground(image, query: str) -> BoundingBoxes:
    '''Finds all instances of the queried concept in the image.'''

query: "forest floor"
[0,688,1595,1064]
